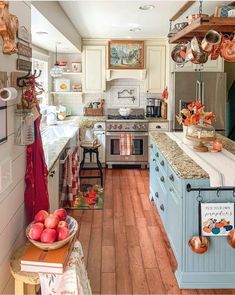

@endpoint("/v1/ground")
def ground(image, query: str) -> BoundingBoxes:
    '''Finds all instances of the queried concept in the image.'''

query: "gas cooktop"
[107,114,146,120]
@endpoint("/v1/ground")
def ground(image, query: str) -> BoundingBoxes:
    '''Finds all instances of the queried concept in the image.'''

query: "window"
[32,58,48,105]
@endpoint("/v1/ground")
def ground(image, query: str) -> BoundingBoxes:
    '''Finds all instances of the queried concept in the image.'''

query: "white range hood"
[106,69,147,81]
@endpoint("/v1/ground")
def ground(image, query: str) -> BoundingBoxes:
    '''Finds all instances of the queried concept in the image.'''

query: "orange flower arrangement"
[176,100,216,126]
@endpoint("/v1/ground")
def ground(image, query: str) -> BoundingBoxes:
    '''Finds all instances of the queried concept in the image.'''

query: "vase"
[79,128,95,144]
[182,125,191,144]
[15,109,35,146]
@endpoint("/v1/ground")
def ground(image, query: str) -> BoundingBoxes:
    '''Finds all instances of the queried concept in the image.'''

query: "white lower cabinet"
[48,159,60,212]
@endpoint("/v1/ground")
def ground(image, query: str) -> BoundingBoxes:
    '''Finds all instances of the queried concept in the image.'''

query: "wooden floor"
[70,169,235,295]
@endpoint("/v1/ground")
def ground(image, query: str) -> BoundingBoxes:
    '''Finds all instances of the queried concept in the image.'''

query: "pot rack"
[168,1,235,44]
[186,183,235,193]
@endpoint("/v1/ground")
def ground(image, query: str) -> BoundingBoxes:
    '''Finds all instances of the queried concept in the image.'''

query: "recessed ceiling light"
[129,27,142,32]
[138,4,155,11]
[36,31,48,35]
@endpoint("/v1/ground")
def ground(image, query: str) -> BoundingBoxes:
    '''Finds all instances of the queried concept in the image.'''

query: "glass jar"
[15,109,35,145]
[186,124,215,140]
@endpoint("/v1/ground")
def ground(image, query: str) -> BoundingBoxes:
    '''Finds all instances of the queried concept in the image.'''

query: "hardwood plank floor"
[70,169,235,295]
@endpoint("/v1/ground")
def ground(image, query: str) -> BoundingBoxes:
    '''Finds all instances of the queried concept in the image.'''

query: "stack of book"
[20,237,76,274]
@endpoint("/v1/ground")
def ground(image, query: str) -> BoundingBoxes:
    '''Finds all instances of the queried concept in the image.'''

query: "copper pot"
[187,14,209,25]
[220,36,235,62]
[171,43,188,64]
[201,30,222,53]
[227,229,235,248]
[188,236,209,254]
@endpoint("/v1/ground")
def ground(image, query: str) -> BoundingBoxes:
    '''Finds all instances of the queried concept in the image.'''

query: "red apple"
[57,226,69,241]
[54,208,67,221]
[34,222,44,229]
[57,221,68,229]
[40,228,57,243]
[34,210,49,223]
[44,214,59,229]
[28,223,43,240]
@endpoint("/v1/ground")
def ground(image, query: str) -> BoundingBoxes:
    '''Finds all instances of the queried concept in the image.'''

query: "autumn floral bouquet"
[176,100,216,126]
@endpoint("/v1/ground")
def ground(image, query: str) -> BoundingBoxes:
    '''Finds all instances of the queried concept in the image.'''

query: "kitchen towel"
[119,133,132,156]
[167,132,235,187]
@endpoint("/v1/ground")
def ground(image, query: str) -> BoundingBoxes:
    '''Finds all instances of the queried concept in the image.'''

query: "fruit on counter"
[28,223,44,240]
[54,208,67,221]
[40,228,57,243]
[57,227,69,241]
[44,214,59,229]
[57,221,68,228]
[34,210,49,223]
[34,222,44,229]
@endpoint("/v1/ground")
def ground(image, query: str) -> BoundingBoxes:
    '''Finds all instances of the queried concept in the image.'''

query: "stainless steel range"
[106,109,148,168]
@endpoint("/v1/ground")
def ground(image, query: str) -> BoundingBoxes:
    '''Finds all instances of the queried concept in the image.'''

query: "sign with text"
[201,203,234,236]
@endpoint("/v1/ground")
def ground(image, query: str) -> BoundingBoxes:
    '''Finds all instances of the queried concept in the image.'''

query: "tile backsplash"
[56,78,160,115]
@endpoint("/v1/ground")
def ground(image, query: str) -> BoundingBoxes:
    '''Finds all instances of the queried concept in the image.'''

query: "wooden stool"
[79,143,103,187]
[10,244,40,295]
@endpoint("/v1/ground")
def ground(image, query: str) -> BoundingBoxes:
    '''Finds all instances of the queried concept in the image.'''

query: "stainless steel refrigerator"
[172,72,227,132]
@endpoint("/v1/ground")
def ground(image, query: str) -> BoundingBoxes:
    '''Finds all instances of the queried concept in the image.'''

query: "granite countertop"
[147,117,169,123]
[150,132,235,179]
[76,115,107,122]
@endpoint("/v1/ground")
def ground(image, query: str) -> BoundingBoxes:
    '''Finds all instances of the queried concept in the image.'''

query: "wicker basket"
[84,107,103,116]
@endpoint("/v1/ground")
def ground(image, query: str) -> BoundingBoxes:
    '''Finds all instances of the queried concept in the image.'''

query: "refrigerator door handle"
[196,80,201,102]
[201,82,205,104]
[179,99,182,113]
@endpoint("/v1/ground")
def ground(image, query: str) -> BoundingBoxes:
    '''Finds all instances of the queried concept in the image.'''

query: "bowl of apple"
[26,209,78,250]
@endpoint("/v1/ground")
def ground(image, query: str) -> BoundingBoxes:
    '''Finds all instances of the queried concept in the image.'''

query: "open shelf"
[50,91,83,95]
[168,17,235,44]
[62,72,83,75]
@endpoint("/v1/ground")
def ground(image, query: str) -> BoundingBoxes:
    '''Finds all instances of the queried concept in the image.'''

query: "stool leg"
[95,150,103,187]
[79,148,86,177]
[15,279,24,295]
[26,284,37,295]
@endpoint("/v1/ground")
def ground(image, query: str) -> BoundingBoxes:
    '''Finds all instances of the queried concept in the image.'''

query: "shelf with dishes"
[50,91,83,95]
[62,72,83,76]
[168,16,235,44]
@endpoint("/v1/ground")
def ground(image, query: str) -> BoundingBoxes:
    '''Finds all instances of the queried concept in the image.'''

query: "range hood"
[106,69,147,81]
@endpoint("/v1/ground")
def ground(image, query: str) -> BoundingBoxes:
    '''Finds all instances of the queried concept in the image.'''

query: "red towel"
[119,134,132,156]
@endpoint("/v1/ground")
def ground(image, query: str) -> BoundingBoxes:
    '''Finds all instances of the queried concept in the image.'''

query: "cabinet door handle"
[150,144,153,149]
[156,125,161,129]
[160,176,164,182]
[169,174,174,182]
[155,192,159,198]
[155,152,159,157]
[155,166,159,172]
[160,204,164,211]
[160,160,164,166]
[153,158,156,162]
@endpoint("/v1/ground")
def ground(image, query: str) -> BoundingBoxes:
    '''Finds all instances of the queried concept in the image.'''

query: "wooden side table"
[10,243,40,295]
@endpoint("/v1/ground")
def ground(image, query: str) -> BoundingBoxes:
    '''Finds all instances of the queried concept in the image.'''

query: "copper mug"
[188,236,209,254]
[201,30,222,53]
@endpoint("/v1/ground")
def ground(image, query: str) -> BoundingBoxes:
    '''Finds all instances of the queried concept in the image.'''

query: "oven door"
[106,132,148,163]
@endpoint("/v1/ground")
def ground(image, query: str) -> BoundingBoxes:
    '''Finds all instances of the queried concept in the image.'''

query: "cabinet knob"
[160,176,164,182]
[150,144,153,149]
[155,152,159,157]
[169,174,174,182]
[160,160,164,166]
[49,170,55,177]
[160,204,164,211]
[155,192,159,198]
[155,166,159,172]
[153,158,156,162]
[170,187,174,192]
[156,125,161,129]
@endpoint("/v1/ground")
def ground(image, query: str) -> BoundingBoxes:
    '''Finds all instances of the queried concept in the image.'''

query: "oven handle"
[106,132,149,137]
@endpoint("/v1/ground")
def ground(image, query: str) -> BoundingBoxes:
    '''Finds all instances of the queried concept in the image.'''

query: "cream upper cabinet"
[83,46,106,93]
[145,46,166,93]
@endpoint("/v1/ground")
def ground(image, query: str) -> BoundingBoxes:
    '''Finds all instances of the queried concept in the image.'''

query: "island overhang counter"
[149,132,235,289]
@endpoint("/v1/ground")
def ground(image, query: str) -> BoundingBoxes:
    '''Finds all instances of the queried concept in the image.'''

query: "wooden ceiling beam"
[170,1,197,22]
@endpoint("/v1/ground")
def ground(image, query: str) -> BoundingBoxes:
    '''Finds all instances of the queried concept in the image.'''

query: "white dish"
[119,108,131,117]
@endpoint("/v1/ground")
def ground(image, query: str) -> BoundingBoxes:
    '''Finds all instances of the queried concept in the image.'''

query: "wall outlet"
[0,157,12,194]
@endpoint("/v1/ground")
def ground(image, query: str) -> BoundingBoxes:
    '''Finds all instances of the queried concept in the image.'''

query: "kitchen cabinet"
[83,46,106,93]
[48,159,60,212]
[144,46,166,93]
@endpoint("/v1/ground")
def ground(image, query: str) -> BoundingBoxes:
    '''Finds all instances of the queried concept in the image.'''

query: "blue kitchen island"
[149,132,235,289]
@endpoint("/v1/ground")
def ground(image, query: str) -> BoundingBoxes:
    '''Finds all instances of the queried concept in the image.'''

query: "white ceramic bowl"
[26,216,78,250]
[119,108,131,117]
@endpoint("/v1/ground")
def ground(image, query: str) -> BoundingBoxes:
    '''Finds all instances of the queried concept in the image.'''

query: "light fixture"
[138,4,155,11]
[50,42,63,78]
[36,31,48,35]
[129,27,142,32]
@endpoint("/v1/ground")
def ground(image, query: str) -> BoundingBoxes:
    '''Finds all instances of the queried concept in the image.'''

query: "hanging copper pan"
[220,35,235,62]
[201,30,222,53]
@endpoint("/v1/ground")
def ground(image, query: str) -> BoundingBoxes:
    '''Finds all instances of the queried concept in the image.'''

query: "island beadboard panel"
[149,133,235,289]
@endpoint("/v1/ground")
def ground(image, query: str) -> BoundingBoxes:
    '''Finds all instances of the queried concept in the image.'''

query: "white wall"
[0,1,31,293]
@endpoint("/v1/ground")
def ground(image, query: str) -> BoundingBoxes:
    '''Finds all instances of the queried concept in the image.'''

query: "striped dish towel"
[119,134,132,156]
[61,148,80,207]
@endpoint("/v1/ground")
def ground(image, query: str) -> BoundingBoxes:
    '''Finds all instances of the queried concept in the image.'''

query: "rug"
[65,184,104,210]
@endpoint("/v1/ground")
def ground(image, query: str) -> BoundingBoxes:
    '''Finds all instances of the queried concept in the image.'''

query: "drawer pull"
[160,160,164,166]
[49,170,55,177]
[150,144,153,149]
[160,176,164,182]
[153,158,156,162]
[156,152,159,157]
[156,125,161,129]
[155,192,159,198]
[169,174,174,182]
[160,204,164,211]
[155,166,159,172]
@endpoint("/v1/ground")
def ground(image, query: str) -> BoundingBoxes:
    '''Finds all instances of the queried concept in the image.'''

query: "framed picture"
[201,203,234,236]
[108,40,144,69]
[71,62,82,73]
[54,79,70,92]
[17,25,31,43]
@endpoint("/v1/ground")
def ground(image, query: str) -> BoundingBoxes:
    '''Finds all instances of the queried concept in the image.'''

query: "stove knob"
[133,125,137,130]
[113,125,117,129]
[108,124,113,129]
[118,124,122,129]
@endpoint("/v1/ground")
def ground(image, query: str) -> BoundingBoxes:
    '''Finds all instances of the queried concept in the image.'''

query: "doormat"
[65,184,104,210]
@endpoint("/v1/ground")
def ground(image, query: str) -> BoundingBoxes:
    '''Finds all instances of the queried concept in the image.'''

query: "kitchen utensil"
[26,216,78,250]
[220,35,235,62]
[171,43,188,64]
[227,229,235,248]
[201,30,222,53]
[174,22,188,31]
[189,37,209,64]
[119,107,131,117]
[187,14,209,25]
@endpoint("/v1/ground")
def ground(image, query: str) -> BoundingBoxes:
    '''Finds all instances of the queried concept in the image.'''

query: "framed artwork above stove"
[109,85,140,107]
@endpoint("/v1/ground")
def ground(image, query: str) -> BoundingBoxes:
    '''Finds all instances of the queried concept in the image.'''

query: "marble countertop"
[150,132,235,179]
[147,117,169,123]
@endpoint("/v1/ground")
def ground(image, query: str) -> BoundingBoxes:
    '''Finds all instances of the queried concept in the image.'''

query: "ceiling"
[31,5,80,53]
[59,1,230,39]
